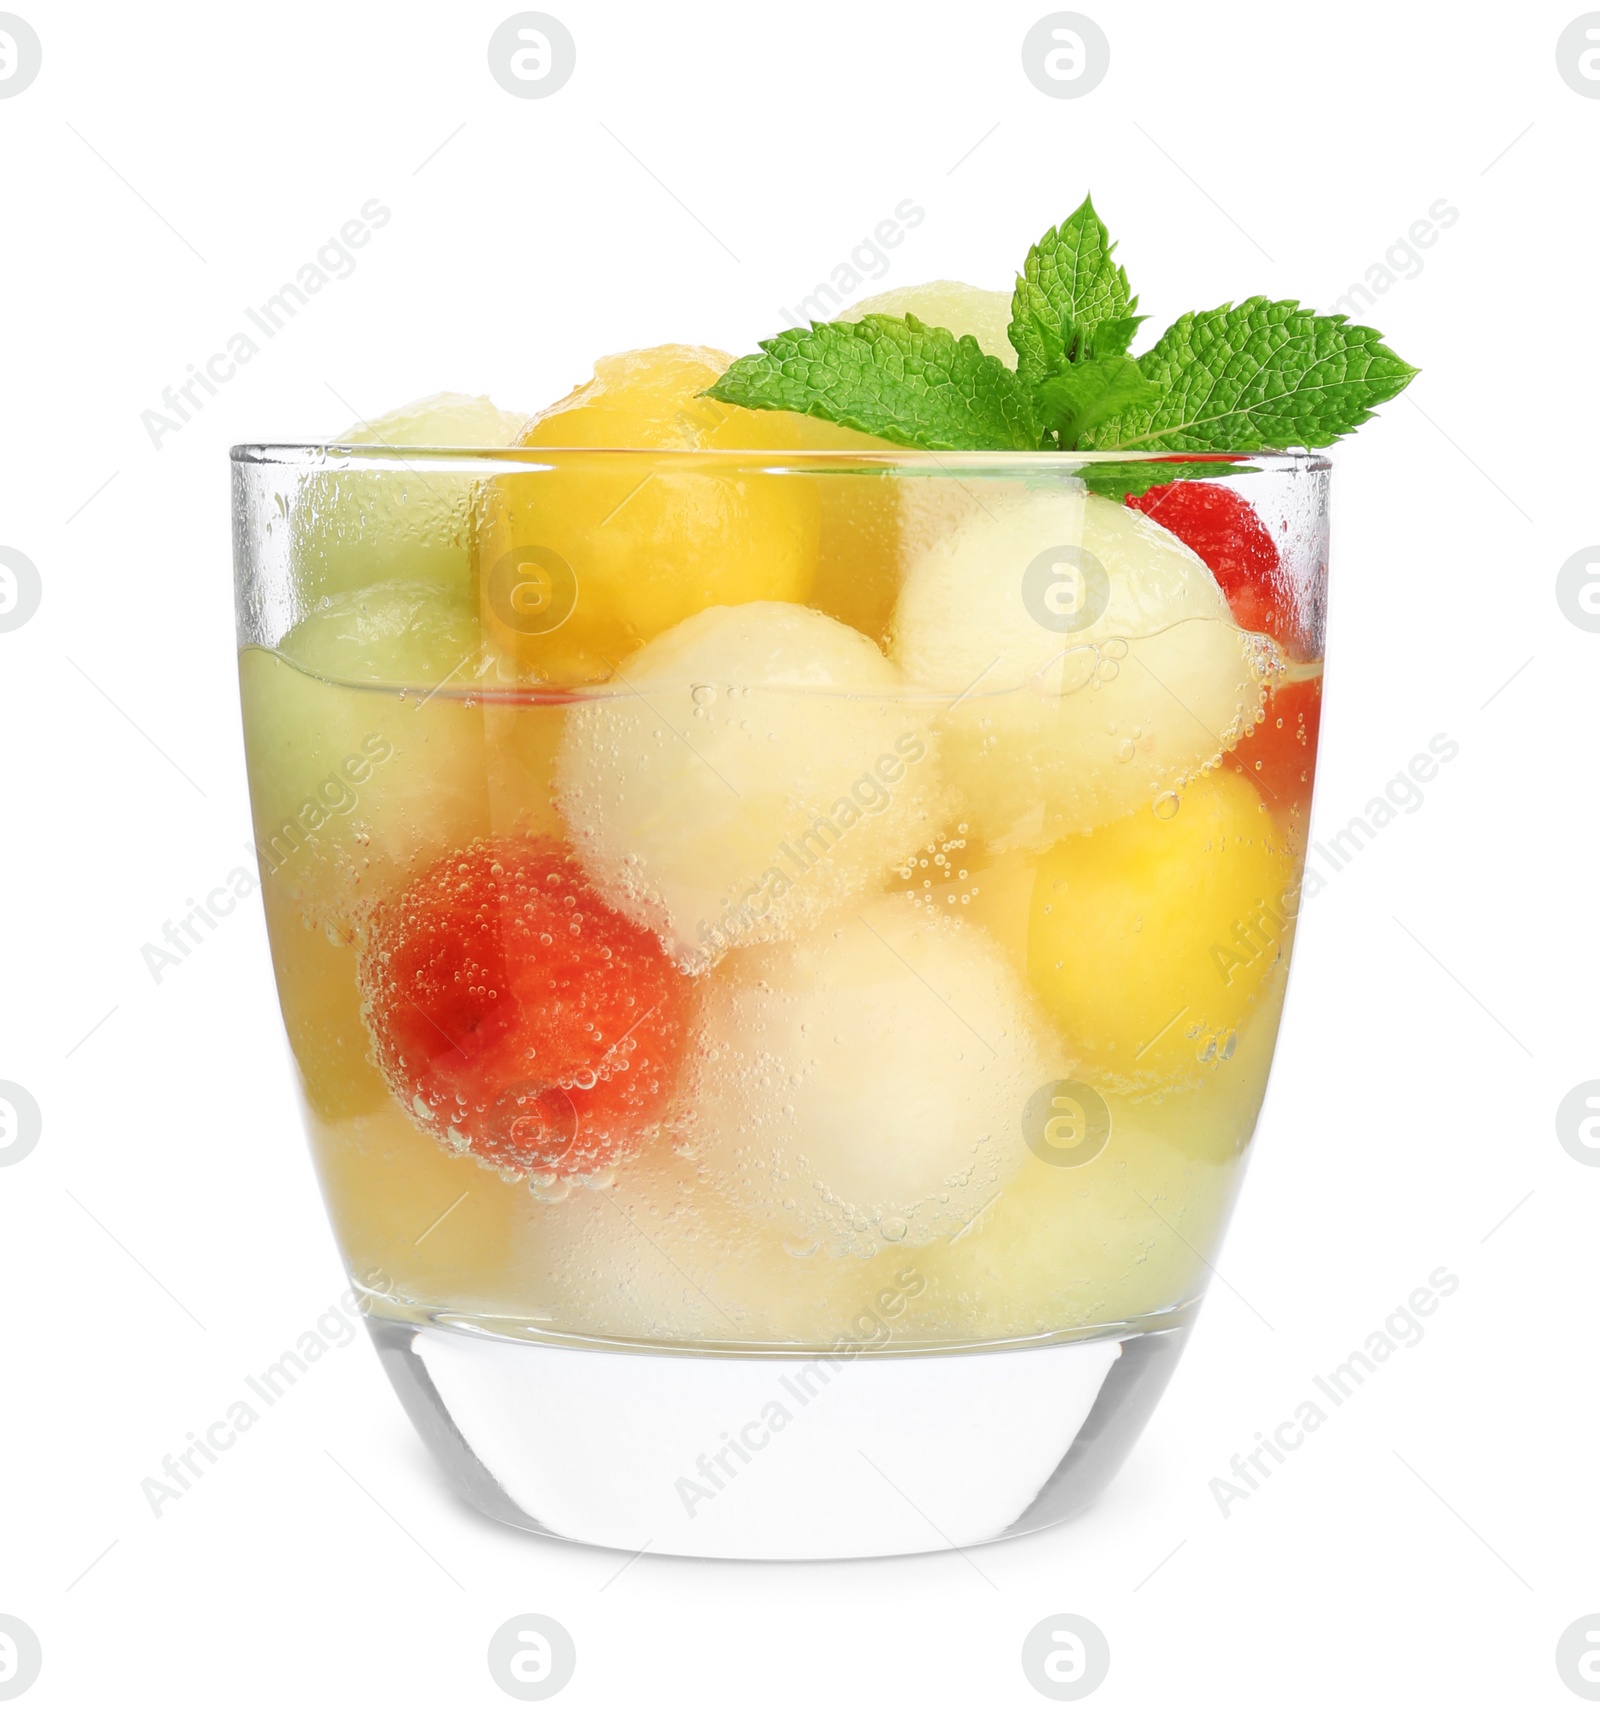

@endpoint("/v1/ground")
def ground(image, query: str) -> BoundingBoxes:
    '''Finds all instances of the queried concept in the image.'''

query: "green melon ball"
[292,392,529,606]
[240,581,492,927]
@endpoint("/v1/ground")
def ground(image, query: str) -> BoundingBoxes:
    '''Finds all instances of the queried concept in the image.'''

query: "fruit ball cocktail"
[233,197,1411,1554]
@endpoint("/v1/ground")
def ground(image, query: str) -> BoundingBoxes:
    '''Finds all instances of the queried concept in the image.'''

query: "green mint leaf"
[1080,314,1146,359]
[1034,356,1159,446]
[1009,196,1138,389]
[1028,309,1069,373]
[1042,311,1145,368]
[1082,298,1419,452]
[704,315,1041,452]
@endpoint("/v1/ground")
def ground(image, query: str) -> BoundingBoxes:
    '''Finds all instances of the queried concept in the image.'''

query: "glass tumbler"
[232,443,1328,1559]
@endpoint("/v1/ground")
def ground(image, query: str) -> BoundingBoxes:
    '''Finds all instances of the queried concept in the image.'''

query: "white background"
[1,1,1596,1708]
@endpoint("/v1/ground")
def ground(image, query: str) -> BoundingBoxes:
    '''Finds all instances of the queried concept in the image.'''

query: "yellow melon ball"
[769,412,905,649]
[1027,768,1296,1087]
[475,346,821,683]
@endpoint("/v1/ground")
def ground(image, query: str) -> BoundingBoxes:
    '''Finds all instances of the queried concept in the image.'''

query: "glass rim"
[230,443,1333,476]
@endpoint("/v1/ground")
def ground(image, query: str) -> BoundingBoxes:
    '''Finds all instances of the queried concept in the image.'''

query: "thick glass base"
[365,1309,1193,1560]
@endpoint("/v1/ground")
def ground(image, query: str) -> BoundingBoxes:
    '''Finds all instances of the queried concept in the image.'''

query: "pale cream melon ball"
[893,487,1274,848]
[555,602,945,969]
[687,898,1061,1252]
[843,281,1016,366]
[240,580,490,927]
[294,392,529,605]
[507,1139,926,1347]
[894,957,1289,1343]
[338,392,530,448]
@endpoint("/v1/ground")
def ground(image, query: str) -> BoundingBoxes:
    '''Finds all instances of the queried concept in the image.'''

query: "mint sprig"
[1081,299,1417,452]
[705,195,1417,459]
[1008,195,1138,390]
[704,314,1038,452]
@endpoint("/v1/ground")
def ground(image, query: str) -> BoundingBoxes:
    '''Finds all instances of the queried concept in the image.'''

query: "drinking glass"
[232,442,1328,1559]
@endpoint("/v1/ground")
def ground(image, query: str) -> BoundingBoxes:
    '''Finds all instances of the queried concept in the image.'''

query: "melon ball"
[1028,767,1296,1088]
[770,412,905,650]
[277,575,483,683]
[893,486,1274,847]
[293,393,529,605]
[507,1139,926,1347]
[556,602,944,968]
[843,281,1016,366]
[895,974,1287,1342]
[239,581,490,926]
[687,899,1060,1251]
[338,393,530,449]
[475,346,820,684]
